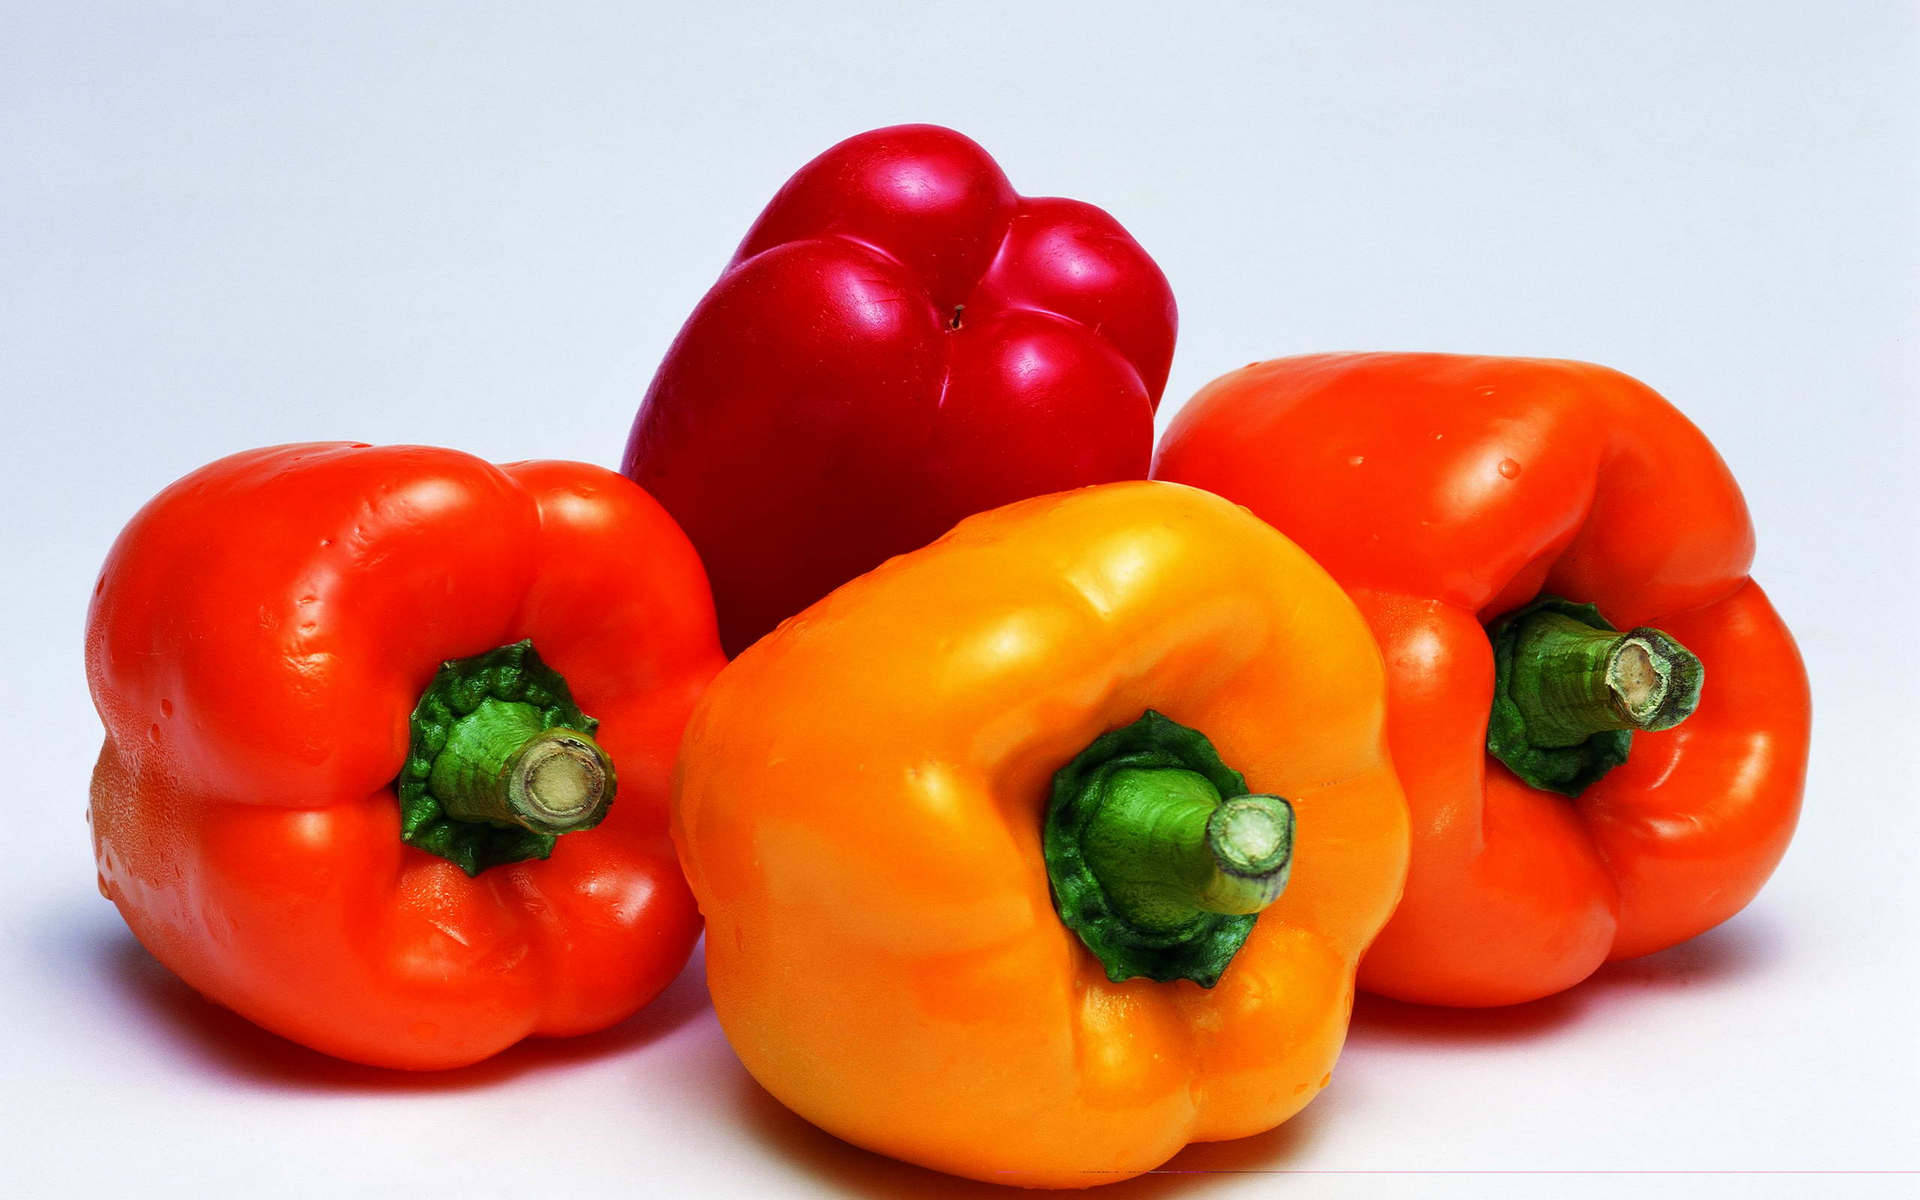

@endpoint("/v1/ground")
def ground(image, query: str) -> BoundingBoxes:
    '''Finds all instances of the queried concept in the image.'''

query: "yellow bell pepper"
[673,481,1409,1187]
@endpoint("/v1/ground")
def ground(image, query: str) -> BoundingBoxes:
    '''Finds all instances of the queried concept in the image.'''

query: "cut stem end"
[1485,597,1706,798]
[1608,629,1702,731]
[1200,795,1295,914]
[396,640,616,875]
[506,730,615,835]
[1043,711,1295,987]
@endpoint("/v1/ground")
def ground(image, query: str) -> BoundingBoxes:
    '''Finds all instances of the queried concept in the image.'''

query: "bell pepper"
[86,444,724,1068]
[622,123,1178,655]
[673,481,1408,1187]
[1154,354,1811,1006]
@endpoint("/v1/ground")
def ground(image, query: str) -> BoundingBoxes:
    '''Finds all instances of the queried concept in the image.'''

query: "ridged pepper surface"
[87,444,723,1067]
[1155,354,1811,1006]
[623,124,1177,655]
[674,481,1408,1186]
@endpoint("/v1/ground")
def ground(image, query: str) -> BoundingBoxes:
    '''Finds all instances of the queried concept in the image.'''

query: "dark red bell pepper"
[622,124,1177,655]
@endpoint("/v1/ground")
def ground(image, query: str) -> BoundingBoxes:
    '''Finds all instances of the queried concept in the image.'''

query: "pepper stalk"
[397,640,616,875]
[1045,711,1294,987]
[1486,597,1704,796]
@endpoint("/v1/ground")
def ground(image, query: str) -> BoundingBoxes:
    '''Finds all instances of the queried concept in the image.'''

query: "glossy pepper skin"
[87,444,724,1068]
[623,124,1178,655]
[1154,354,1811,1007]
[674,482,1409,1187]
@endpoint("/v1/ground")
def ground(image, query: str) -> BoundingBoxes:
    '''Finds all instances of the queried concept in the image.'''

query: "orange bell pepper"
[87,444,724,1068]
[1155,354,1811,1006]
[673,481,1408,1187]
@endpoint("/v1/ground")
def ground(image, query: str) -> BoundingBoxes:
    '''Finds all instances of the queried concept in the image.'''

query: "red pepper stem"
[428,699,613,836]
[1506,611,1704,747]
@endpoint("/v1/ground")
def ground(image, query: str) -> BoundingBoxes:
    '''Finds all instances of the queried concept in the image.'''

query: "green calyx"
[1044,710,1295,988]
[396,640,616,876]
[1486,596,1705,797]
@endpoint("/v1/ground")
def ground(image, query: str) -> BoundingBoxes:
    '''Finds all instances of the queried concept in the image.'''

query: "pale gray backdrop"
[3,2,1914,1197]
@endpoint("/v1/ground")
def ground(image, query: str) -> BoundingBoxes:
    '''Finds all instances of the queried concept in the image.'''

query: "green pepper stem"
[1505,610,1703,747]
[1045,710,1293,986]
[1081,766,1293,935]
[428,697,613,836]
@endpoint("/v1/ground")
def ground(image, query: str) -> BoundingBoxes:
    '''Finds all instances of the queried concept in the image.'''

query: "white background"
[3,2,1915,1197]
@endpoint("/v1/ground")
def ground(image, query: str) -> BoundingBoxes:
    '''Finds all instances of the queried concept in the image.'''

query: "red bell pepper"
[622,124,1178,655]
[1155,355,1811,1006]
[87,444,724,1067]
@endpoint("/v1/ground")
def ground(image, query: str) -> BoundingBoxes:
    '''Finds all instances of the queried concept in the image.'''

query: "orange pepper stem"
[396,640,618,875]
[1486,597,1704,797]
[1045,710,1295,987]
[1083,770,1293,931]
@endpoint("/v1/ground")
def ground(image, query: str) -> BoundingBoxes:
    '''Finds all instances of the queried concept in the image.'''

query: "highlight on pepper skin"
[85,443,725,1069]
[1153,353,1811,1007]
[671,480,1410,1188]
[622,122,1178,656]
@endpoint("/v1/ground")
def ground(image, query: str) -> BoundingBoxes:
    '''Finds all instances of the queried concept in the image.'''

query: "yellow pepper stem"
[1045,710,1295,987]
[1082,768,1292,933]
